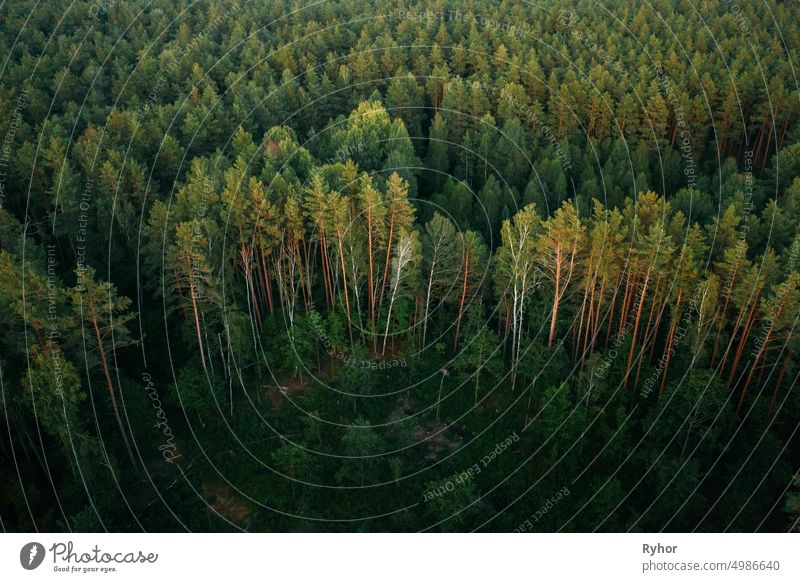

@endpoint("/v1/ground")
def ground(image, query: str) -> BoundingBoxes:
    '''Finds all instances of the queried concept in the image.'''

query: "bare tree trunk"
[367,206,375,323]
[769,353,791,415]
[624,271,650,388]
[454,249,470,349]
[336,228,354,347]
[378,211,396,316]
[421,265,436,350]
[575,259,594,364]
[711,264,738,366]
[92,314,138,470]
[726,292,760,386]
[658,288,682,398]
[188,268,207,373]
[548,243,562,348]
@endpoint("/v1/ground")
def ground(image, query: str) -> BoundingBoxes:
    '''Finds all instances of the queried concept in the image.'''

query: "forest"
[1,0,799,532]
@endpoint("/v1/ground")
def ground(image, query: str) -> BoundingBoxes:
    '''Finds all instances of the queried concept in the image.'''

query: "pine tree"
[538,200,585,348]
[71,267,138,469]
[167,221,217,373]
[382,230,419,355]
[453,230,488,349]
[356,176,387,327]
[495,204,543,388]
[378,172,415,321]
[425,112,450,191]
[420,213,458,350]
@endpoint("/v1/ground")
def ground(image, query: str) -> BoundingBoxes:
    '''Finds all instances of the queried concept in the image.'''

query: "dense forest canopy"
[1,0,799,532]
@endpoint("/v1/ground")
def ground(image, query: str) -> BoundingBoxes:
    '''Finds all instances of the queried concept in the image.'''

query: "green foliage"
[1,0,799,534]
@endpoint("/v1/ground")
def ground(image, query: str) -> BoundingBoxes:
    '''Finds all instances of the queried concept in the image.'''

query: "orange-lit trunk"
[738,297,780,412]
[624,271,650,388]
[605,273,621,344]
[591,273,606,355]
[726,291,760,386]
[738,330,769,414]
[336,227,354,346]
[658,288,682,398]
[378,210,396,315]
[367,205,375,323]
[619,272,635,336]
[711,264,738,367]
[259,241,274,314]
[634,280,660,387]
[719,299,749,378]
[575,259,594,362]
[93,313,138,469]
[188,267,207,373]
[769,353,791,415]
[319,229,335,307]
